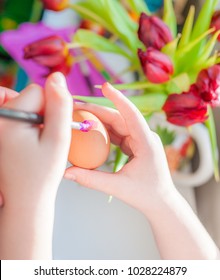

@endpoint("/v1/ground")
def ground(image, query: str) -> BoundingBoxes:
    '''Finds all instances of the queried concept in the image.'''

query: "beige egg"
[68,110,110,169]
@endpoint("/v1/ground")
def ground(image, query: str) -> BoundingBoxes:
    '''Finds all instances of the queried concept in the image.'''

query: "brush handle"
[0,108,43,124]
[0,108,86,131]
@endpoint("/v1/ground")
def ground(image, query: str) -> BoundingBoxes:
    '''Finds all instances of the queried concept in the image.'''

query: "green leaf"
[166,73,190,94]
[163,0,177,37]
[72,29,131,59]
[177,28,214,56]
[113,147,128,172]
[104,0,138,50]
[191,0,218,40]
[155,126,176,146]
[126,0,150,15]
[95,81,165,92]
[205,107,219,181]
[71,1,115,35]
[111,81,165,91]
[73,93,167,113]
[162,34,181,59]
[178,5,195,48]
[175,28,214,73]
[71,0,138,51]
[192,30,220,69]
[189,0,218,61]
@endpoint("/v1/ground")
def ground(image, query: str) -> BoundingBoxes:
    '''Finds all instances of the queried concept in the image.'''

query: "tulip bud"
[138,13,173,50]
[210,10,220,41]
[138,47,174,83]
[162,85,208,126]
[196,65,220,107]
[49,54,73,76]
[23,35,69,68]
[41,0,69,11]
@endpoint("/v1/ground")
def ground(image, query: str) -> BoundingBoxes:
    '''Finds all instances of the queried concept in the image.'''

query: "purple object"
[0,22,115,96]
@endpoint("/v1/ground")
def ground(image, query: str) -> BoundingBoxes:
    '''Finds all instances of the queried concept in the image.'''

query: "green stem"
[67,43,81,49]
[205,107,219,181]
[69,3,116,36]
[94,81,165,91]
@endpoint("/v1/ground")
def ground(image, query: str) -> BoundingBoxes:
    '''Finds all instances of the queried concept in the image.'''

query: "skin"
[0,72,73,259]
[0,78,219,259]
[0,87,19,207]
[65,82,220,260]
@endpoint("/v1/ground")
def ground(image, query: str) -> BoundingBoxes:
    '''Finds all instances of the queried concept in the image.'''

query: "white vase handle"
[172,124,214,188]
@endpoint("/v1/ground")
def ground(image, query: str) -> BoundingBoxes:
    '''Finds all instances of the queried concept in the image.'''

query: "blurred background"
[0,0,219,259]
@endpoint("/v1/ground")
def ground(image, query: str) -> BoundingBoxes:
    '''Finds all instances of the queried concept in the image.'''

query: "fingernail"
[51,72,67,88]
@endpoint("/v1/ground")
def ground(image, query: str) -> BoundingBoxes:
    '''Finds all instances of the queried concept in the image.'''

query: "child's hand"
[0,72,73,209]
[0,87,19,206]
[0,72,73,259]
[65,83,175,214]
[0,86,19,105]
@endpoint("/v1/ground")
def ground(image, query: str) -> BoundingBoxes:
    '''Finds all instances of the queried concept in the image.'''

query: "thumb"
[41,72,73,144]
[64,166,121,197]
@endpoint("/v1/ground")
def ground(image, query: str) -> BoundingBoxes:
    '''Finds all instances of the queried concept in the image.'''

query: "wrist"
[4,180,57,209]
[141,185,181,220]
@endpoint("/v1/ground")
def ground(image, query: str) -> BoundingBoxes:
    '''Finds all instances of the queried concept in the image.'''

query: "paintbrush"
[0,108,96,132]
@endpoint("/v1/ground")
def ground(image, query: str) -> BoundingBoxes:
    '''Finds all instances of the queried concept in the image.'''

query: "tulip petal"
[163,89,208,127]
[0,22,119,96]
[147,63,171,83]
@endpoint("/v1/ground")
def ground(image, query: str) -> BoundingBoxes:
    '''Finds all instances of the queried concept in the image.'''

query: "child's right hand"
[65,83,176,215]
[0,87,19,206]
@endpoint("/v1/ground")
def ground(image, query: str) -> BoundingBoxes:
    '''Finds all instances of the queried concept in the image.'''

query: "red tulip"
[138,47,174,83]
[23,35,69,68]
[138,13,173,50]
[49,54,73,76]
[162,85,208,126]
[41,0,69,11]
[210,10,220,41]
[196,65,220,107]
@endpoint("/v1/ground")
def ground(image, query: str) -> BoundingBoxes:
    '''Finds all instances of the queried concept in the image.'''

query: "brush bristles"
[80,120,98,132]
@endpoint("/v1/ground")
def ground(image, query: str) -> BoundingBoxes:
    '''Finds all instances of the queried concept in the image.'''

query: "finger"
[41,72,73,144]
[0,191,4,207]
[0,85,44,131]
[74,101,121,125]
[0,87,20,106]
[74,101,128,136]
[102,83,153,145]
[64,166,124,197]
[3,84,44,113]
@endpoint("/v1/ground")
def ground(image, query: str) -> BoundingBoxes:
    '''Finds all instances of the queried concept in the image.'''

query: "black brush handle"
[0,108,44,124]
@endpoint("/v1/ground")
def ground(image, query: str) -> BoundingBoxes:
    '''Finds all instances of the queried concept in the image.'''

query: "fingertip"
[64,170,76,181]
[42,72,73,143]
[45,72,72,106]
[102,82,114,94]
[46,72,67,89]
[102,83,122,104]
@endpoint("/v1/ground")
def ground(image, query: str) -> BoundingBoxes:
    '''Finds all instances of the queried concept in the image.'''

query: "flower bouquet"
[67,0,220,180]
[2,0,220,180]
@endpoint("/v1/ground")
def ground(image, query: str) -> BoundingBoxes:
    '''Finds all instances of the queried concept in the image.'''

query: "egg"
[68,110,110,169]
